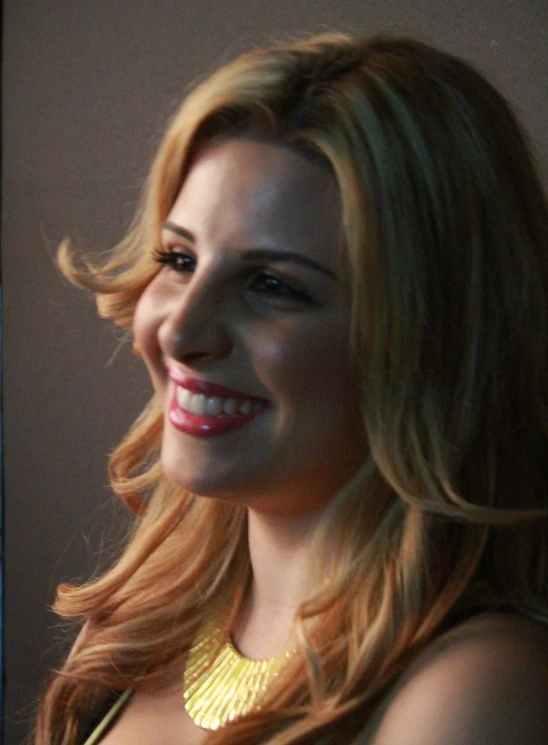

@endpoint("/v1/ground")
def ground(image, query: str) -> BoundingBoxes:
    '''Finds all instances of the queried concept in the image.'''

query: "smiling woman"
[35,33,548,745]
[134,138,365,513]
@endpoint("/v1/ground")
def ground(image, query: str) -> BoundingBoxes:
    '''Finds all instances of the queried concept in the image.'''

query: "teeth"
[189,393,206,415]
[239,400,252,415]
[223,398,239,415]
[206,397,223,416]
[176,387,264,418]
[177,387,192,410]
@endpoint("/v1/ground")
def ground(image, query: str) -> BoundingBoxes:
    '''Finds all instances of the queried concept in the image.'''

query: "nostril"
[163,322,232,364]
[159,294,233,362]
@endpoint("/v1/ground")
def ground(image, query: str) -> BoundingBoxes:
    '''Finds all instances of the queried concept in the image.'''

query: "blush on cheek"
[253,337,308,388]
[254,332,347,401]
[254,338,288,369]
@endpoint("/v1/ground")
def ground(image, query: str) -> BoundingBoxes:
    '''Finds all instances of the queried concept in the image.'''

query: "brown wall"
[3,1,547,743]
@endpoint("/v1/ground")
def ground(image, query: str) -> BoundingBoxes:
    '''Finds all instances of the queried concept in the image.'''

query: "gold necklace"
[183,616,293,730]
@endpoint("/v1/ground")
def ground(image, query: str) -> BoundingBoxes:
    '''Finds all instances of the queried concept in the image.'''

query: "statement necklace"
[183,616,293,730]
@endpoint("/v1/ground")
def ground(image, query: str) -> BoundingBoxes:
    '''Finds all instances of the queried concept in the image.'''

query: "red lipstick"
[167,368,269,437]
[168,367,267,401]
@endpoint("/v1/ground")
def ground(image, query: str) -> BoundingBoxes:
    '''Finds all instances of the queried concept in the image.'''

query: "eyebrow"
[163,221,195,242]
[162,220,337,280]
[241,249,336,279]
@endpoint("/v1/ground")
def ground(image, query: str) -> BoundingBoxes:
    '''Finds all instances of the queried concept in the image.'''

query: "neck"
[233,507,325,660]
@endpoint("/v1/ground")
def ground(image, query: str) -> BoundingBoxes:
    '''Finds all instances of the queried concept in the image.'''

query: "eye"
[153,247,196,273]
[248,272,313,304]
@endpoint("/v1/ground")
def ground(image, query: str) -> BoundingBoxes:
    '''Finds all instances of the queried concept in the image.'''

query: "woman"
[36,33,548,745]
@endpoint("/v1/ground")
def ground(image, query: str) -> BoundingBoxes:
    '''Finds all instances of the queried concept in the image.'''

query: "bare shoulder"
[99,686,208,745]
[364,614,548,745]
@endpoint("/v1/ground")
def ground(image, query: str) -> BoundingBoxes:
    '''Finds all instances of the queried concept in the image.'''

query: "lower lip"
[168,389,268,437]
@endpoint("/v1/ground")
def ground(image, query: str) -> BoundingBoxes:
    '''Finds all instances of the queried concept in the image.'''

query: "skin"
[133,136,367,519]
[134,135,370,653]
[105,137,369,743]
[99,614,548,745]
[362,614,548,745]
[100,138,548,744]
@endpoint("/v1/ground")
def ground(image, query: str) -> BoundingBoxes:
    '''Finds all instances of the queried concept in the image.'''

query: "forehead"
[167,137,342,262]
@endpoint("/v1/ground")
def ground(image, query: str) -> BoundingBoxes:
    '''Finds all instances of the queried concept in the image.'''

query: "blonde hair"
[37,33,548,745]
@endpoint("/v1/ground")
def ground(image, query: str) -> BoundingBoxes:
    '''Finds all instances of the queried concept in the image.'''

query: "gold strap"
[81,689,133,745]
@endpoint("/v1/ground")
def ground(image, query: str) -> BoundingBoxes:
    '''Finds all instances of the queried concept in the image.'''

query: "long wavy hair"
[36,33,548,745]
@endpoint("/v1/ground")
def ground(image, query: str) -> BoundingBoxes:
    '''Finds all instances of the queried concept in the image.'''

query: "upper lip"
[167,366,267,401]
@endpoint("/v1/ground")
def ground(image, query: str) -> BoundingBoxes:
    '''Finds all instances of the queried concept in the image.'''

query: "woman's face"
[134,137,367,516]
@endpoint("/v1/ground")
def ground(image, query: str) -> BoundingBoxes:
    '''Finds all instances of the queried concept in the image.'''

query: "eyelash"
[152,247,314,305]
[248,274,313,304]
[153,247,195,272]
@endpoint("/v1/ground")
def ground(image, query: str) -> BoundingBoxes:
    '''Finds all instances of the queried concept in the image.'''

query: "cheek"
[252,325,353,404]
[133,286,164,372]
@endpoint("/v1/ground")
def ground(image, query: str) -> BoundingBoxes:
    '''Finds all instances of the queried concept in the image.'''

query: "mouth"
[167,369,270,437]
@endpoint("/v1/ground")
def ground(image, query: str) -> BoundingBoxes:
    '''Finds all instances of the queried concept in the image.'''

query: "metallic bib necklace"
[183,617,292,730]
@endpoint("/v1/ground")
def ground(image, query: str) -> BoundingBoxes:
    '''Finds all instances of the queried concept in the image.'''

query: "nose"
[158,270,233,365]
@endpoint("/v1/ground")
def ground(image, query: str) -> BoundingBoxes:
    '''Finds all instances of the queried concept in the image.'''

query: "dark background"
[2,2,547,743]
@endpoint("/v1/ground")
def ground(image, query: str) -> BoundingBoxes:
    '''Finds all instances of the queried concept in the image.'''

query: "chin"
[160,449,239,500]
